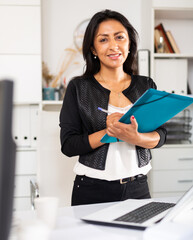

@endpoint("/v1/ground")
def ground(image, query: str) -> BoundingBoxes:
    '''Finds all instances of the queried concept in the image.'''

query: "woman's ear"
[91,47,96,56]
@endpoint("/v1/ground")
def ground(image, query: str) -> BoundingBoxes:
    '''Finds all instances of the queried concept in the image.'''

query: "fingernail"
[132,116,135,119]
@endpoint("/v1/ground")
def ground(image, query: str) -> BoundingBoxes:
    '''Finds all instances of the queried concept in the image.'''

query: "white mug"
[34,197,59,229]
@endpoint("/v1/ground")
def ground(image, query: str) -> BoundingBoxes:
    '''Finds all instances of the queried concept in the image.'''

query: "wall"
[140,0,152,50]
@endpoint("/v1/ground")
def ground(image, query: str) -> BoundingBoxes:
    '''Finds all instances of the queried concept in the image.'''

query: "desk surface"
[54,202,144,240]
[11,198,179,240]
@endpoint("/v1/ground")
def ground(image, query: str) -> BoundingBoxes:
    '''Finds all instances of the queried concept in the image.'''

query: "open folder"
[101,88,193,143]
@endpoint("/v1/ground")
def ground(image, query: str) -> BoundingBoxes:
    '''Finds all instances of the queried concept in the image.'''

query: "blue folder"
[101,88,193,143]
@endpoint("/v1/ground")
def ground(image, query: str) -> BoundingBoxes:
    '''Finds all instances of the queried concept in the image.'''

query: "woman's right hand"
[106,112,124,129]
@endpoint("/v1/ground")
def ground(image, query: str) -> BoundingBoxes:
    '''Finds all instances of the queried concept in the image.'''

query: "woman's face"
[92,19,130,70]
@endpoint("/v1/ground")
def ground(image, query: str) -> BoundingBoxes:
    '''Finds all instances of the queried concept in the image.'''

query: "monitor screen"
[0,80,16,240]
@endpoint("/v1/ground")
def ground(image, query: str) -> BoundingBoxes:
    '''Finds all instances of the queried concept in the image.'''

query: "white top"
[74,104,151,180]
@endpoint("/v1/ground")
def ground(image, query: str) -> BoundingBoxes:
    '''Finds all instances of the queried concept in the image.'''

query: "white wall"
[41,0,151,76]
[140,0,152,50]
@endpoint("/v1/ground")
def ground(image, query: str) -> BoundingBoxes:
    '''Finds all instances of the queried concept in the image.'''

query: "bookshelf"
[151,4,193,94]
[151,3,193,139]
[149,0,193,198]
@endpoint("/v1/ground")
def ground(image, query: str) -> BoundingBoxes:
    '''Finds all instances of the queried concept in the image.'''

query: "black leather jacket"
[60,74,167,170]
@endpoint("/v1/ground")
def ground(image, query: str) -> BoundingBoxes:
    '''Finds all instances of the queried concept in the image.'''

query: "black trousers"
[71,174,151,206]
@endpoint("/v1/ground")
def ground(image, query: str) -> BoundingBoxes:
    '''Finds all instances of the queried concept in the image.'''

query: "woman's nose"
[109,40,119,50]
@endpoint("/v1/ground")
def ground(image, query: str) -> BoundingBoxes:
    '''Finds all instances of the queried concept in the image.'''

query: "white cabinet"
[154,59,187,94]
[13,149,37,211]
[15,175,35,197]
[13,198,32,211]
[30,105,39,148]
[0,5,41,54]
[15,150,37,175]
[0,2,41,103]
[12,105,39,211]
[13,105,39,148]
[150,146,193,197]
[0,55,41,102]
[152,171,193,192]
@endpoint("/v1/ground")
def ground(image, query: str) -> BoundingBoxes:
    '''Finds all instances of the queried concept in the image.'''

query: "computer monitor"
[0,80,16,240]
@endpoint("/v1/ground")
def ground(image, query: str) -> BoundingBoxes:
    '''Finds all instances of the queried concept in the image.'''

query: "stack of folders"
[164,109,192,144]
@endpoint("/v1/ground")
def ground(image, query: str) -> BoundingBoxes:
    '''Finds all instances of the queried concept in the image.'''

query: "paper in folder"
[101,88,193,143]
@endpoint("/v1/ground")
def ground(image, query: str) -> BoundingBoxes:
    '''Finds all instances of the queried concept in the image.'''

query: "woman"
[59,9,166,206]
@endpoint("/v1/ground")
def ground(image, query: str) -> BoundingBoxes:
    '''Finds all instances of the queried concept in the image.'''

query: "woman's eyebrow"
[96,31,125,38]
[114,31,125,35]
[96,33,109,37]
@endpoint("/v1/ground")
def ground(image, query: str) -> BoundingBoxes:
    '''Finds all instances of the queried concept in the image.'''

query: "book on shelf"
[154,29,170,53]
[155,23,175,53]
[166,30,180,54]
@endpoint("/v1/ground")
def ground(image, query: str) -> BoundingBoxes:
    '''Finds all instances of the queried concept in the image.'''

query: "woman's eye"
[99,38,107,43]
[116,35,124,40]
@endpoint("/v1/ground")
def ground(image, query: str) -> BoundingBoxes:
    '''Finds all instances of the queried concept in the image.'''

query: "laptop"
[81,185,193,230]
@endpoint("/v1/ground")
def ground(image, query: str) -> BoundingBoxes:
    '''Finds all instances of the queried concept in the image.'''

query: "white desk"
[11,196,183,240]
[11,202,145,240]
[53,203,145,240]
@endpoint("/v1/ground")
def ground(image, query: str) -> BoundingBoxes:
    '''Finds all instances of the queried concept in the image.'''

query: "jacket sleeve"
[154,126,167,148]
[149,77,167,148]
[59,80,93,157]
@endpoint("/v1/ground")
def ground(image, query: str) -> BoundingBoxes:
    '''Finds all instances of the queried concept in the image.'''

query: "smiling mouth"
[108,53,121,58]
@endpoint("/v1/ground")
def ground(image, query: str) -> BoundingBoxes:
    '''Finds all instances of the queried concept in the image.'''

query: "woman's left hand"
[106,115,141,145]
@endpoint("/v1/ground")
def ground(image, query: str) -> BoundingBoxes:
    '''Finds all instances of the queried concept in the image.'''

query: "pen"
[98,107,112,114]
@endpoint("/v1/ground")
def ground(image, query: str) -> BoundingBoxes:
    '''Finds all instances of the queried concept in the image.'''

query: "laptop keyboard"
[114,202,175,224]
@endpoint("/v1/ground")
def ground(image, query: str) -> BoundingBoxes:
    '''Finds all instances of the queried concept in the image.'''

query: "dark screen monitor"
[0,80,16,240]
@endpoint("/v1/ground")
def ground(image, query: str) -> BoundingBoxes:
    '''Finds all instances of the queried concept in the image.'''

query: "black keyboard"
[114,202,175,224]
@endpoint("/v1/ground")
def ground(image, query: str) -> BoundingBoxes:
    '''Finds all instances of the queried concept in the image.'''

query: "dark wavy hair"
[82,9,138,77]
